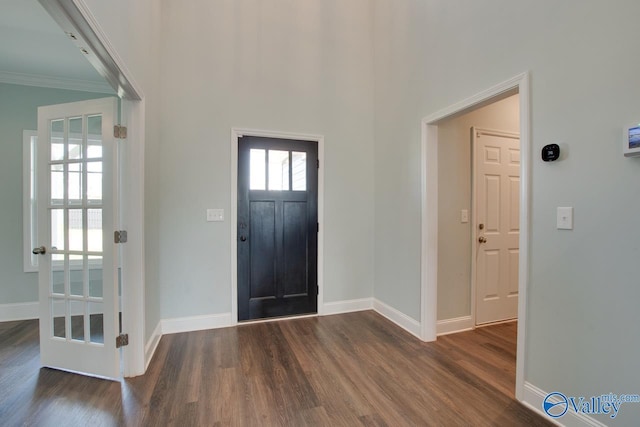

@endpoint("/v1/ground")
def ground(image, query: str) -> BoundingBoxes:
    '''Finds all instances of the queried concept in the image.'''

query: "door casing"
[40,0,146,377]
[231,128,325,325]
[421,72,530,401]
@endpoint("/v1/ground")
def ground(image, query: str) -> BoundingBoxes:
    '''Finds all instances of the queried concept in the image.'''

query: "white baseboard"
[161,312,233,335]
[144,321,162,370]
[372,299,422,339]
[437,315,474,336]
[0,302,38,322]
[321,298,373,316]
[522,382,607,427]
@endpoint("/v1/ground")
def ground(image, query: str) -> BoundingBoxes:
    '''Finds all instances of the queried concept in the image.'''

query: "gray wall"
[88,0,376,324]
[0,83,108,305]
[437,95,519,320]
[374,1,640,424]
[154,0,375,318]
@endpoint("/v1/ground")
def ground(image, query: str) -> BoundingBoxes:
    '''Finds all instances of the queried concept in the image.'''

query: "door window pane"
[88,209,102,252]
[68,117,83,160]
[69,210,84,252]
[89,302,104,344]
[50,120,64,161]
[69,255,84,297]
[50,164,64,204]
[51,254,65,295]
[70,300,85,341]
[68,163,83,205]
[89,256,103,298]
[249,149,266,190]
[268,150,290,191]
[52,298,66,338]
[87,161,102,202]
[292,152,306,191]
[87,115,102,159]
[51,209,65,251]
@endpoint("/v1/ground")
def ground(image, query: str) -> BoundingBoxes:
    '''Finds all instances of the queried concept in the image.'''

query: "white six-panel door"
[473,128,520,325]
[36,97,120,379]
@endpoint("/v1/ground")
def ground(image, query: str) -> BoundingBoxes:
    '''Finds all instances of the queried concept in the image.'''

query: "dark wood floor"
[0,311,551,426]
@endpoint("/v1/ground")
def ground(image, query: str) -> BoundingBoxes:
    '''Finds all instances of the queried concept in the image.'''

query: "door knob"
[32,246,46,255]
[240,236,247,242]
[478,236,487,244]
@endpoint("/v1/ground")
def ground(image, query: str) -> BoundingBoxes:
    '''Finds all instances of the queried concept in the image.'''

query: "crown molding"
[0,70,114,94]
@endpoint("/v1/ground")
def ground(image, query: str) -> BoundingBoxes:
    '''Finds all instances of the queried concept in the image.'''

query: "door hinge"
[114,125,127,139]
[317,159,320,169]
[114,230,128,244]
[116,333,129,348]
[317,222,319,233]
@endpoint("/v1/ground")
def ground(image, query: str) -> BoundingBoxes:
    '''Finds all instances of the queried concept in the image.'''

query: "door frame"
[40,0,146,377]
[471,127,521,326]
[231,128,325,325]
[420,72,530,400]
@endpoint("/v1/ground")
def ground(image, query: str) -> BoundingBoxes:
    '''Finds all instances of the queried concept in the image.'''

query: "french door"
[36,97,120,379]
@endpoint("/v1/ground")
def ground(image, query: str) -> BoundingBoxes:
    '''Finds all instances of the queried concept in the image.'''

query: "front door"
[35,97,120,378]
[473,127,520,325]
[237,136,318,321]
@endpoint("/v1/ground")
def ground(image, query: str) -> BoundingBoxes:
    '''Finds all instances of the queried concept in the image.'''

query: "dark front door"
[237,136,318,321]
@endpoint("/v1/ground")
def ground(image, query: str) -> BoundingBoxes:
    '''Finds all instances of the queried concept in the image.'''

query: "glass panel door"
[37,97,119,379]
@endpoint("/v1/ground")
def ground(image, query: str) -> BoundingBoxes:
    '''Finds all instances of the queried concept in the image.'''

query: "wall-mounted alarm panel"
[623,123,640,157]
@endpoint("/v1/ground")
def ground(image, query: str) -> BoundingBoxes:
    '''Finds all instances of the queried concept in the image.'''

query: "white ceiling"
[0,0,113,93]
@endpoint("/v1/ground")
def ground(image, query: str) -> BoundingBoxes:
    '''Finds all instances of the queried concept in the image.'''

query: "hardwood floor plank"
[0,311,552,426]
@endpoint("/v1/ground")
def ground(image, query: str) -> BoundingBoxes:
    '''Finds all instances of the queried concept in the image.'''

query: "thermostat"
[542,144,560,162]
[623,123,640,157]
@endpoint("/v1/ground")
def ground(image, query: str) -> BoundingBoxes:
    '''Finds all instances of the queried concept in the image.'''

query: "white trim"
[38,0,143,100]
[420,118,438,342]
[0,71,114,94]
[436,316,474,336]
[120,99,146,377]
[0,302,39,322]
[230,128,325,324]
[144,321,162,371]
[322,298,373,316]
[421,72,531,401]
[161,313,233,335]
[522,382,607,427]
[373,299,422,339]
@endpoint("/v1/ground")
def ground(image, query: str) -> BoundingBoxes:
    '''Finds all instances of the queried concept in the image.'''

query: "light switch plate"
[461,209,469,223]
[557,207,573,230]
[206,208,224,222]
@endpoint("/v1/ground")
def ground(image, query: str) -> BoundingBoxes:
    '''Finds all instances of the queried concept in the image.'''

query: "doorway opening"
[420,73,530,400]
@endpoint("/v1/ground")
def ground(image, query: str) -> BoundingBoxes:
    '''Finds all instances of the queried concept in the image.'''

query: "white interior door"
[36,97,120,379]
[473,127,520,325]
